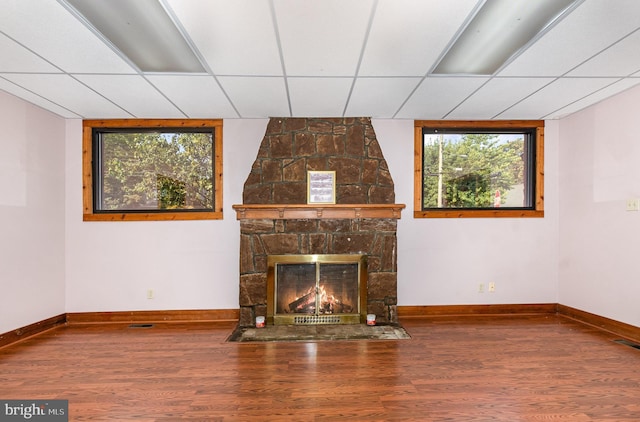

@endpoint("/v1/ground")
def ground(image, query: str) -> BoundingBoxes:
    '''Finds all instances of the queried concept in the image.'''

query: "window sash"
[421,128,536,210]
[414,120,544,219]
[82,119,223,222]
[93,129,215,213]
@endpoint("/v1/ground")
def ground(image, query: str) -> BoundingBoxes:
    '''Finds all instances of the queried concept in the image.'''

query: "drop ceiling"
[1,0,639,120]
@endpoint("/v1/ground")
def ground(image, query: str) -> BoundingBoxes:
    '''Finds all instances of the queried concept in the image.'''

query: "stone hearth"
[234,118,404,327]
[227,324,411,342]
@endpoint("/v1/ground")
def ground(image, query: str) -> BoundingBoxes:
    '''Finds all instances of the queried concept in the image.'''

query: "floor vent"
[293,315,342,325]
[613,339,640,350]
[128,324,154,329]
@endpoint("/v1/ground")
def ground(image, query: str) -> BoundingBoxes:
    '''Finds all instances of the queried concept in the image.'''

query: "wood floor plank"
[1,317,640,420]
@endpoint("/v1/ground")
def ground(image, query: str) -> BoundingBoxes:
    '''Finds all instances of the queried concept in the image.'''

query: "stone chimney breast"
[242,117,395,205]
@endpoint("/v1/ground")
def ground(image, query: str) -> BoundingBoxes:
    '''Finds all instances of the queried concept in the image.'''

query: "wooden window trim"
[413,120,544,218]
[82,119,223,222]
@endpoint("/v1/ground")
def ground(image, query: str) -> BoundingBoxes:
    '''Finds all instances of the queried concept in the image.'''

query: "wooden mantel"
[232,204,405,220]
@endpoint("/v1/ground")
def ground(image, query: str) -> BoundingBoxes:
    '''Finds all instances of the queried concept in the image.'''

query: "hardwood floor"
[1,315,640,421]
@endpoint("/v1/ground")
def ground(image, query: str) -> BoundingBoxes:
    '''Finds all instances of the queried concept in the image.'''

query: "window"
[83,119,223,221]
[414,120,543,218]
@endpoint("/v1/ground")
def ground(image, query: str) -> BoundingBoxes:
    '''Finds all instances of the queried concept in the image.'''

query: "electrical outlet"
[478,283,485,293]
[147,289,154,299]
[626,198,640,211]
[488,282,495,292]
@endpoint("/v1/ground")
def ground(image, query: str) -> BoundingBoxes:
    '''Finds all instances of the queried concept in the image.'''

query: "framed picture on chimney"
[307,171,336,204]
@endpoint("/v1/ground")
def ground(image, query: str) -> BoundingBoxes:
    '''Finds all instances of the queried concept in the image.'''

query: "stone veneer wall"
[238,118,399,327]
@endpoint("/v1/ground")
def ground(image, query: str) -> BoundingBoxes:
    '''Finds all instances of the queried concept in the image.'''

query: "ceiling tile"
[395,77,488,119]
[1,74,130,118]
[287,77,352,116]
[0,78,80,118]
[448,77,555,120]
[499,0,640,77]
[2,0,640,120]
[497,77,620,119]
[217,76,290,117]
[359,0,477,77]
[146,75,238,118]
[166,0,282,76]
[0,33,60,73]
[346,77,421,117]
[545,78,640,119]
[568,29,640,77]
[0,0,135,74]
[275,0,373,76]
[74,75,185,118]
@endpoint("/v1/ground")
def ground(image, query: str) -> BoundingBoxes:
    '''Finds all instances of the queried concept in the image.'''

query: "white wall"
[6,84,640,328]
[374,119,560,307]
[0,91,66,333]
[63,117,560,313]
[558,84,640,327]
[0,90,581,330]
[64,119,268,312]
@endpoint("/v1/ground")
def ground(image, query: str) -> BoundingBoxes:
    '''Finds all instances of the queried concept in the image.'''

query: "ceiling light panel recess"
[433,0,580,75]
[64,0,205,73]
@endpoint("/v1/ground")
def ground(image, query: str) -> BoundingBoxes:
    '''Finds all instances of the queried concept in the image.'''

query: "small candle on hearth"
[256,316,265,328]
[366,314,376,326]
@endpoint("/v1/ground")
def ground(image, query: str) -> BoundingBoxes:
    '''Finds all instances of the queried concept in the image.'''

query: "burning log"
[319,295,353,314]
[288,290,316,313]
[288,285,354,315]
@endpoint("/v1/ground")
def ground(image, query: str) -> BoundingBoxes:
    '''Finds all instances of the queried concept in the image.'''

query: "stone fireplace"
[233,117,404,327]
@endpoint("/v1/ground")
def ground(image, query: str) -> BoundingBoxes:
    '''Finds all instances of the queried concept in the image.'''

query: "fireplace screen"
[267,254,367,325]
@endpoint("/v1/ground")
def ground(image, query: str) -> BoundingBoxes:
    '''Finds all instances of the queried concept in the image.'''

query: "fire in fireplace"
[267,254,367,325]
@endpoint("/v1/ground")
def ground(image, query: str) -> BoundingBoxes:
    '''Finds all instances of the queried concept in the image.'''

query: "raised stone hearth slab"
[227,324,411,342]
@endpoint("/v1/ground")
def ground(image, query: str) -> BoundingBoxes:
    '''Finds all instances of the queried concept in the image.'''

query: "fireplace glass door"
[267,254,367,325]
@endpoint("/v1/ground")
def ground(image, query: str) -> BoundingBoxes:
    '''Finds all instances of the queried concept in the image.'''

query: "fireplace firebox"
[267,254,367,325]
